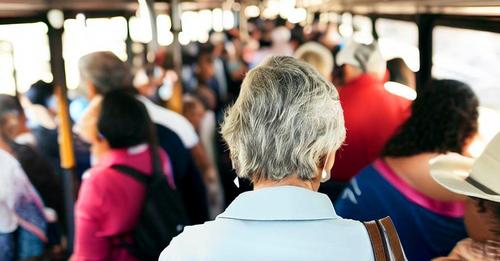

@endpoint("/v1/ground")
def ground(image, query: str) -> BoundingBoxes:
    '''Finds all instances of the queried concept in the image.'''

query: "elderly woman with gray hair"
[160,56,376,260]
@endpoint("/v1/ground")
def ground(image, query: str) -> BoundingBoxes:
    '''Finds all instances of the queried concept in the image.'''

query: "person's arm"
[190,143,217,185]
[72,176,110,261]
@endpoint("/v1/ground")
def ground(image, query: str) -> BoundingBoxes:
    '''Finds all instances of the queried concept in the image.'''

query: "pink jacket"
[73,145,174,261]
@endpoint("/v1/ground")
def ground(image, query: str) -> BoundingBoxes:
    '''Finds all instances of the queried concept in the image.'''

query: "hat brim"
[430,154,500,203]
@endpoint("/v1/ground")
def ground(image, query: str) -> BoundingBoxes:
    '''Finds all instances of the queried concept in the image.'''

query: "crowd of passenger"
[0,16,499,261]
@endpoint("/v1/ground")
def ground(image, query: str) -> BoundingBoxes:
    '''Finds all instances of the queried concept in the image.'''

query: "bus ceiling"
[0,0,498,19]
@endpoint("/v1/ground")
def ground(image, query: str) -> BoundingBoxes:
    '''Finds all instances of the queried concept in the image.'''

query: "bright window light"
[178,31,190,45]
[63,17,128,90]
[223,10,235,30]
[129,15,153,43]
[198,10,213,32]
[244,5,260,18]
[287,8,307,24]
[0,22,52,95]
[212,8,223,32]
[384,81,417,101]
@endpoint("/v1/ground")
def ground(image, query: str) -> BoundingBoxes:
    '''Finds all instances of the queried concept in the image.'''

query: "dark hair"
[26,80,54,108]
[472,197,500,237]
[382,79,479,156]
[97,91,155,149]
[0,94,22,141]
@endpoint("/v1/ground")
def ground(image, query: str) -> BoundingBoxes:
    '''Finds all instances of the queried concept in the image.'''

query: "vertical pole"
[125,15,134,65]
[417,14,433,93]
[239,2,249,42]
[371,16,378,40]
[165,0,184,113]
[146,0,159,61]
[170,0,182,75]
[47,20,77,254]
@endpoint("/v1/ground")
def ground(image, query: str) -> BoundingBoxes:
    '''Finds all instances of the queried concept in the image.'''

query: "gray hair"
[221,56,345,182]
[78,51,133,94]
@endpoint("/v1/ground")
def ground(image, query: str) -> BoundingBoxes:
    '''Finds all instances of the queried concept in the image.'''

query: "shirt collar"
[217,186,339,221]
[97,143,149,169]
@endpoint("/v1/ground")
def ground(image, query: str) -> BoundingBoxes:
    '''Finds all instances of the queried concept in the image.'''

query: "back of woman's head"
[382,79,479,157]
[221,56,345,182]
[97,91,153,149]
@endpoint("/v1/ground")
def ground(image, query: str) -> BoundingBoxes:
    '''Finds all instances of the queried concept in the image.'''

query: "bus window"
[63,16,128,90]
[433,26,500,156]
[0,41,16,95]
[0,22,52,95]
[352,15,373,44]
[375,18,419,72]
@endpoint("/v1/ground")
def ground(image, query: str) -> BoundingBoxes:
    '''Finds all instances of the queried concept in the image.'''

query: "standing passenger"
[78,52,210,224]
[0,96,47,261]
[160,56,377,260]
[323,41,411,200]
[335,79,479,260]
[72,91,175,261]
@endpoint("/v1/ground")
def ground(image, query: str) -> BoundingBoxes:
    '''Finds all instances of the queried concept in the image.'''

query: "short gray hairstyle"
[78,51,133,94]
[221,56,345,182]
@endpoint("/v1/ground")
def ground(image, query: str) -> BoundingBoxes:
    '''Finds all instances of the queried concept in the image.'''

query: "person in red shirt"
[320,41,411,201]
[72,91,174,261]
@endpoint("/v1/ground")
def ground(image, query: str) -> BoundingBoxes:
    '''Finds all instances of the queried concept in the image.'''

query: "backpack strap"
[111,165,150,184]
[363,220,387,261]
[377,217,405,261]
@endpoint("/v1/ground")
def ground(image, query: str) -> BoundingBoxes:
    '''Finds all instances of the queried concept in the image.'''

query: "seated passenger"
[160,56,377,260]
[73,91,175,261]
[0,131,47,260]
[321,41,411,201]
[431,133,500,261]
[78,52,209,224]
[335,79,479,260]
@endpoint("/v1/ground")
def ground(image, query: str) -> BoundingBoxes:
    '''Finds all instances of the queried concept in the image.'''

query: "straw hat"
[430,132,500,203]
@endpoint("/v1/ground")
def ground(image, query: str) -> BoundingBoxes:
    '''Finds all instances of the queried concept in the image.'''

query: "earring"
[321,169,331,183]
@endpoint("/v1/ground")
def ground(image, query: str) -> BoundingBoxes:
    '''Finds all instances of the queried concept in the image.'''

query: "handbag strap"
[363,220,387,261]
[377,217,405,261]
[363,217,405,261]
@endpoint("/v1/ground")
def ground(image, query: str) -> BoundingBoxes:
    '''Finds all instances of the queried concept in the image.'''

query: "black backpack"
[111,147,189,260]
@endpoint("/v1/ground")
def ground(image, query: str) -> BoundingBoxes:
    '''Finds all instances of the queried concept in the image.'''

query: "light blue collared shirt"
[160,186,374,261]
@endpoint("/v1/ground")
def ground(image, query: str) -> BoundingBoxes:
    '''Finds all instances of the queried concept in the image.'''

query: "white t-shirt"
[138,96,199,149]
[0,149,29,233]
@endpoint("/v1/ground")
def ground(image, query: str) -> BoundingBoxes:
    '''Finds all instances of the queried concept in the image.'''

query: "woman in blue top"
[335,79,479,261]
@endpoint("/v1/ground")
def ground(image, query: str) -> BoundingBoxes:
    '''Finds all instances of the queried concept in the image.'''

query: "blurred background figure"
[0,95,50,261]
[431,133,500,261]
[22,81,60,167]
[294,42,334,81]
[335,79,480,260]
[183,94,224,218]
[251,26,293,67]
[320,40,411,201]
